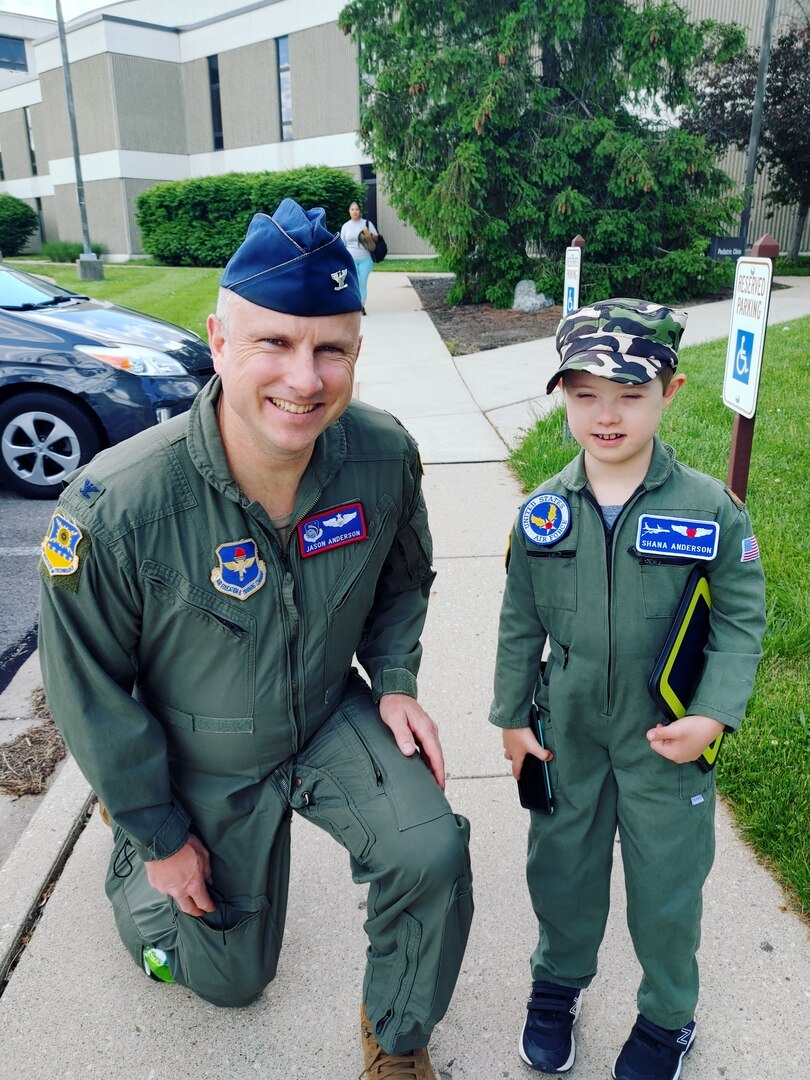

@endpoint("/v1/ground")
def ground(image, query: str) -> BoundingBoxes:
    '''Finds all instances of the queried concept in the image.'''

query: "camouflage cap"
[546,298,688,395]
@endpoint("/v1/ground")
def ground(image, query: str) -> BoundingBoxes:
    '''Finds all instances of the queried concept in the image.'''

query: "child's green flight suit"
[490,438,765,1029]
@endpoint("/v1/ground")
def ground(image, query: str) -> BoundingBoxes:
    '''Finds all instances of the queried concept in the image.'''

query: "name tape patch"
[520,493,572,547]
[636,514,719,560]
[298,501,367,558]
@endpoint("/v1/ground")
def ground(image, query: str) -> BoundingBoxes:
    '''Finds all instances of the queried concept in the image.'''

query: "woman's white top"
[340,217,377,261]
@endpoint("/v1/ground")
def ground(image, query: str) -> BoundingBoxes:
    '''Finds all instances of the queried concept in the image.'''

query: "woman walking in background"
[340,201,378,315]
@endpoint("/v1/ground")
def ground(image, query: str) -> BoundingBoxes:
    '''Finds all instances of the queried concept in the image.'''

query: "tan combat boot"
[360,1004,437,1080]
[97,798,111,826]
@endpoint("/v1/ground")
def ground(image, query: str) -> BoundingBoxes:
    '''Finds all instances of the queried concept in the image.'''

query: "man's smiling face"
[208,292,362,469]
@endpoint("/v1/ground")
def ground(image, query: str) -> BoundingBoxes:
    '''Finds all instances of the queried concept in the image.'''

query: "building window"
[0,36,27,73]
[360,164,378,223]
[24,107,37,176]
[277,36,292,141]
[0,142,5,182]
[35,196,45,243]
[207,55,224,151]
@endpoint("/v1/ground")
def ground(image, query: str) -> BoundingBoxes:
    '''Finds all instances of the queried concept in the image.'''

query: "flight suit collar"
[186,375,347,510]
[559,436,676,494]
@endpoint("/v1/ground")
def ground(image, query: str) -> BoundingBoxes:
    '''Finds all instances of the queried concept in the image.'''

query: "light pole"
[739,0,778,249]
[55,0,103,279]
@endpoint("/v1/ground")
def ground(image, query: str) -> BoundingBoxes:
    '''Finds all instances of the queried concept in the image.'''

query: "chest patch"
[210,538,267,600]
[298,501,367,558]
[520,493,572,547]
[636,514,719,560]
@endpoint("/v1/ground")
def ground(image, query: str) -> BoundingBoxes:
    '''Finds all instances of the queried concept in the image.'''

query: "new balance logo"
[677,1029,691,1046]
[331,269,348,291]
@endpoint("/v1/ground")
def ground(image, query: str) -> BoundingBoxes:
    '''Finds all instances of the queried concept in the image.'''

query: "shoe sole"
[611,1024,696,1080]
[519,992,582,1073]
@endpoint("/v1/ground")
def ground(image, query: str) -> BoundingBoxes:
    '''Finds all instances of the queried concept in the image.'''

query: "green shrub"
[0,194,39,256]
[136,167,365,266]
[775,255,810,276]
[40,240,107,262]
[533,243,735,306]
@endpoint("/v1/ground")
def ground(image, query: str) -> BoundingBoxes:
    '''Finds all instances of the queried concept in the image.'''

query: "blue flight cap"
[220,199,362,316]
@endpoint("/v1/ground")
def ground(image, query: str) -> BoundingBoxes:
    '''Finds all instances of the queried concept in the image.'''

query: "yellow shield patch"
[41,513,83,577]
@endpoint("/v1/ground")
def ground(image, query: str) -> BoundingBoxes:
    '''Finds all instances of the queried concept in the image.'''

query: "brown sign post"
[726,233,779,500]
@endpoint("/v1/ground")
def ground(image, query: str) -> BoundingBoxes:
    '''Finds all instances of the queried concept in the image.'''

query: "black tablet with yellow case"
[647,565,723,772]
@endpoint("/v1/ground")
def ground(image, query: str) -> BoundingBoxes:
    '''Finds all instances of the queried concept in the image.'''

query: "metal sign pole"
[725,233,779,500]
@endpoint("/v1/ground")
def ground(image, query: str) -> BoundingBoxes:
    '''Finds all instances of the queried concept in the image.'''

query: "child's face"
[562,369,685,471]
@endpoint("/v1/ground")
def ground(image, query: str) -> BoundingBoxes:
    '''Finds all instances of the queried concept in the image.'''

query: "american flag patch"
[741,536,760,562]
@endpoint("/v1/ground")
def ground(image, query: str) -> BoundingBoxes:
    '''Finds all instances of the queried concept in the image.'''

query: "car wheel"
[0,392,101,499]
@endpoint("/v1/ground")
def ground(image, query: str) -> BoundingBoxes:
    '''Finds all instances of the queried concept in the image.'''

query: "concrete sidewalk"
[1,273,809,1078]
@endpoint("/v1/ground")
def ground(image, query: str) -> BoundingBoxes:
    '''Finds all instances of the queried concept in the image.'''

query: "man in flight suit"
[38,199,473,1080]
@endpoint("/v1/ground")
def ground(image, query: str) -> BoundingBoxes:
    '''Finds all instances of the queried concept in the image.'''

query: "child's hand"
[646,714,726,764]
[503,725,553,781]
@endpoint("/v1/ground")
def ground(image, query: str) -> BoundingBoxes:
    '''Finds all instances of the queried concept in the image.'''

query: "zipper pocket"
[140,563,253,641]
[327,503,395,614]
[527,549,576,559]
[629,548,699,568]
[345,716,383,786]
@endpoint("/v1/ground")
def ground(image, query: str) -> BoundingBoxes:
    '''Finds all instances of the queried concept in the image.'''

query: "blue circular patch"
[521,493,572,547]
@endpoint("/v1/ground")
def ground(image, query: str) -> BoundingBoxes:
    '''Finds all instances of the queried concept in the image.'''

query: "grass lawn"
[7,257,445,337]
[510,317,810,917]
[374,256,448,273]
[8,261,222,340]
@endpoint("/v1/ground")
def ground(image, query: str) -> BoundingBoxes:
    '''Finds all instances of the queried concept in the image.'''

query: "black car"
[0,264,214,498]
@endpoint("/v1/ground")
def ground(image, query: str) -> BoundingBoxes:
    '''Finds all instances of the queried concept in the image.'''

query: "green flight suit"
[39,377,472,1055]
[490,439,765,1029]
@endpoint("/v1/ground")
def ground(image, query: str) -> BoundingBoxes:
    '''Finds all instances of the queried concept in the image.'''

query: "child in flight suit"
[489,299,766,1080]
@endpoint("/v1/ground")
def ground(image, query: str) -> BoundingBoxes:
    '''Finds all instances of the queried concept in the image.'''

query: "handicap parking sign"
[733,329,754,385]
[723,257,772,419]
[565,285,575,315]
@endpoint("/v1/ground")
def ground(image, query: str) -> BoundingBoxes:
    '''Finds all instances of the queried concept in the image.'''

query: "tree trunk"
[789,201,808,261]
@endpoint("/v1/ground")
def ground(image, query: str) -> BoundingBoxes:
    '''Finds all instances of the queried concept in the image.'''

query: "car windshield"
[0,266,86,310]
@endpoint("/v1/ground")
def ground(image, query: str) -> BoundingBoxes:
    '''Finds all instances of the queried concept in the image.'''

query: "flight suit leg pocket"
[678,760,715,802]
[336,693,453,833]
[172,893,279,1007]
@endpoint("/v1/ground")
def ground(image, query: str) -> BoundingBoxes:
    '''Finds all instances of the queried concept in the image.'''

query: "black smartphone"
[517,704,554,814]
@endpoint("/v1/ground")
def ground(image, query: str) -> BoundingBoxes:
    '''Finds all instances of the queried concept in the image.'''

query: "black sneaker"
[613,1015,696,1080]
[519,981,582,1072]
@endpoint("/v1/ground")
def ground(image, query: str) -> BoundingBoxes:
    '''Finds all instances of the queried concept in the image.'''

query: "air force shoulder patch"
[41,513,83,576]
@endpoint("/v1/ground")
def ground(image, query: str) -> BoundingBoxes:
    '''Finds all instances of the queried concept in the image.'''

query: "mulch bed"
[409,276,740,356]
[410,277,563,355]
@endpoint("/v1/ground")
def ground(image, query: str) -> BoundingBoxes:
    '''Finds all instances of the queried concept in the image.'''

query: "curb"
[0,755,93,990]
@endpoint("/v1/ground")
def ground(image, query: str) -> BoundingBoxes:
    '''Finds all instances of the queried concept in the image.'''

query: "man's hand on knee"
[144,834,216,917]
[379,693,446,790]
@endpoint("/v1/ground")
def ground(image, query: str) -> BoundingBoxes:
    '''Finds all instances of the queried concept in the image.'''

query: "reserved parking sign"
[722,257,773,418]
